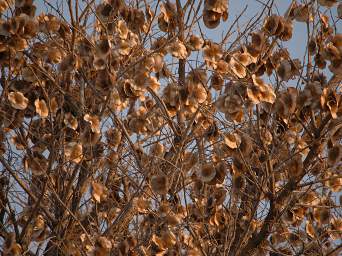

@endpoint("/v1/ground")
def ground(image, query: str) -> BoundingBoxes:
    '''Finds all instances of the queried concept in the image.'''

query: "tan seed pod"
[229,58,246,78]
[84,114,100,134]
[223,133,241,149]
[211,73,224,91]
[287,155,303,178]
[338,3,342,18]
[203,10,221,29]
[168,39,187,59]
[318,0,338,8]
[47,48,62,64]
[150,142,165,157]
[64,142,83,163]
[161,228,176,248]
[34,99,49,118]
[263,15,280,36]
[328,145,341,166]
[198,163,216,183]
[151,174,169,195]
[64,112,78,130]
[313,208,330,225]
[91,182,108,203]
[8,91,28,110]
[105,128,121,147]
[187,34,204,51]
[306,220,315,238]
[232,173,245,192]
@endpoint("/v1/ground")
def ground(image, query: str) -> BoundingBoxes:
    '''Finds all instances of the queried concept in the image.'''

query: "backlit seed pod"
[279,19,293,41]
[203,42,223,68]
[306,220,315,238]
[203,0,228,29]
[187,34,204,51]
[313,208,330,225]
[105,128,121,147]
[228,58,246,78]
[94,236,112,256]
[150,142,165,157]
[161,228,176,248]
[84,114,101,134]
[198,163,216,183]
[151,174,169,195]
[2,232,22,256]
[330,219,342,239]
[64,112,78,130]
[34,99,49,118]
[64,142,83,163]
[294,4,313,22]
[250,31,265,50]
[91,182,108,203]
[338,3,342,18]
[328,145,341,166]
[0,0,11,12]
[287,155,303,178]
[47,48,62,64]
[318,0,338,8]
[168,39,187,59]
[97,38,111,57]
[263,15,280,36]
[277,60,292,81]
[59,54,76,72]
[203,10,221,29]
[223,133,241,149]
[211,73,224,90]
[232,173,245,193]
[8,91,28,110]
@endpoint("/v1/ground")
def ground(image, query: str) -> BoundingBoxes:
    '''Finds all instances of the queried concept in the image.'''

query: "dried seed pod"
[338,3,342,18]
[187,34,204,51]
[34,99,48,118]
[318,0,338,8]
[91,182,108,203]
[8,91,28,110]
[328,145,341,166]
[223,133,241,149]
[167,39,188,59]
[151,174,169,195]
[84,114,101,134]
[198,163,216,183]
[64,142,83,163]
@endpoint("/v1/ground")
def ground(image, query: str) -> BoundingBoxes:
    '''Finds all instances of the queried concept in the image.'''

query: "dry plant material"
[0,0,341,255]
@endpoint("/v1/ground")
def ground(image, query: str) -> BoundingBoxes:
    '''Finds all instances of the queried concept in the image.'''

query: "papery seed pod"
[187,34,204,51]
[287,155,303,178]
[263,15,280,36]
[338,3,342,18]
[34,99,48,118]
[84,114,100,134]
[223,133,241,149]
[151,174,169,195]
[328,145,341,166]
[64,142,83,163]
[198,163,216,183]
[150,142,165,157]
[168,39,187,59]
[211,73,224,90]
[91,182,108,203]
[318,0,338,8]
[232,173,245,193]
[8,91,28,110]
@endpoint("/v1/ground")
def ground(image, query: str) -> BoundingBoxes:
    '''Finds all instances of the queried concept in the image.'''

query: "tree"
[0,0,341,255]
